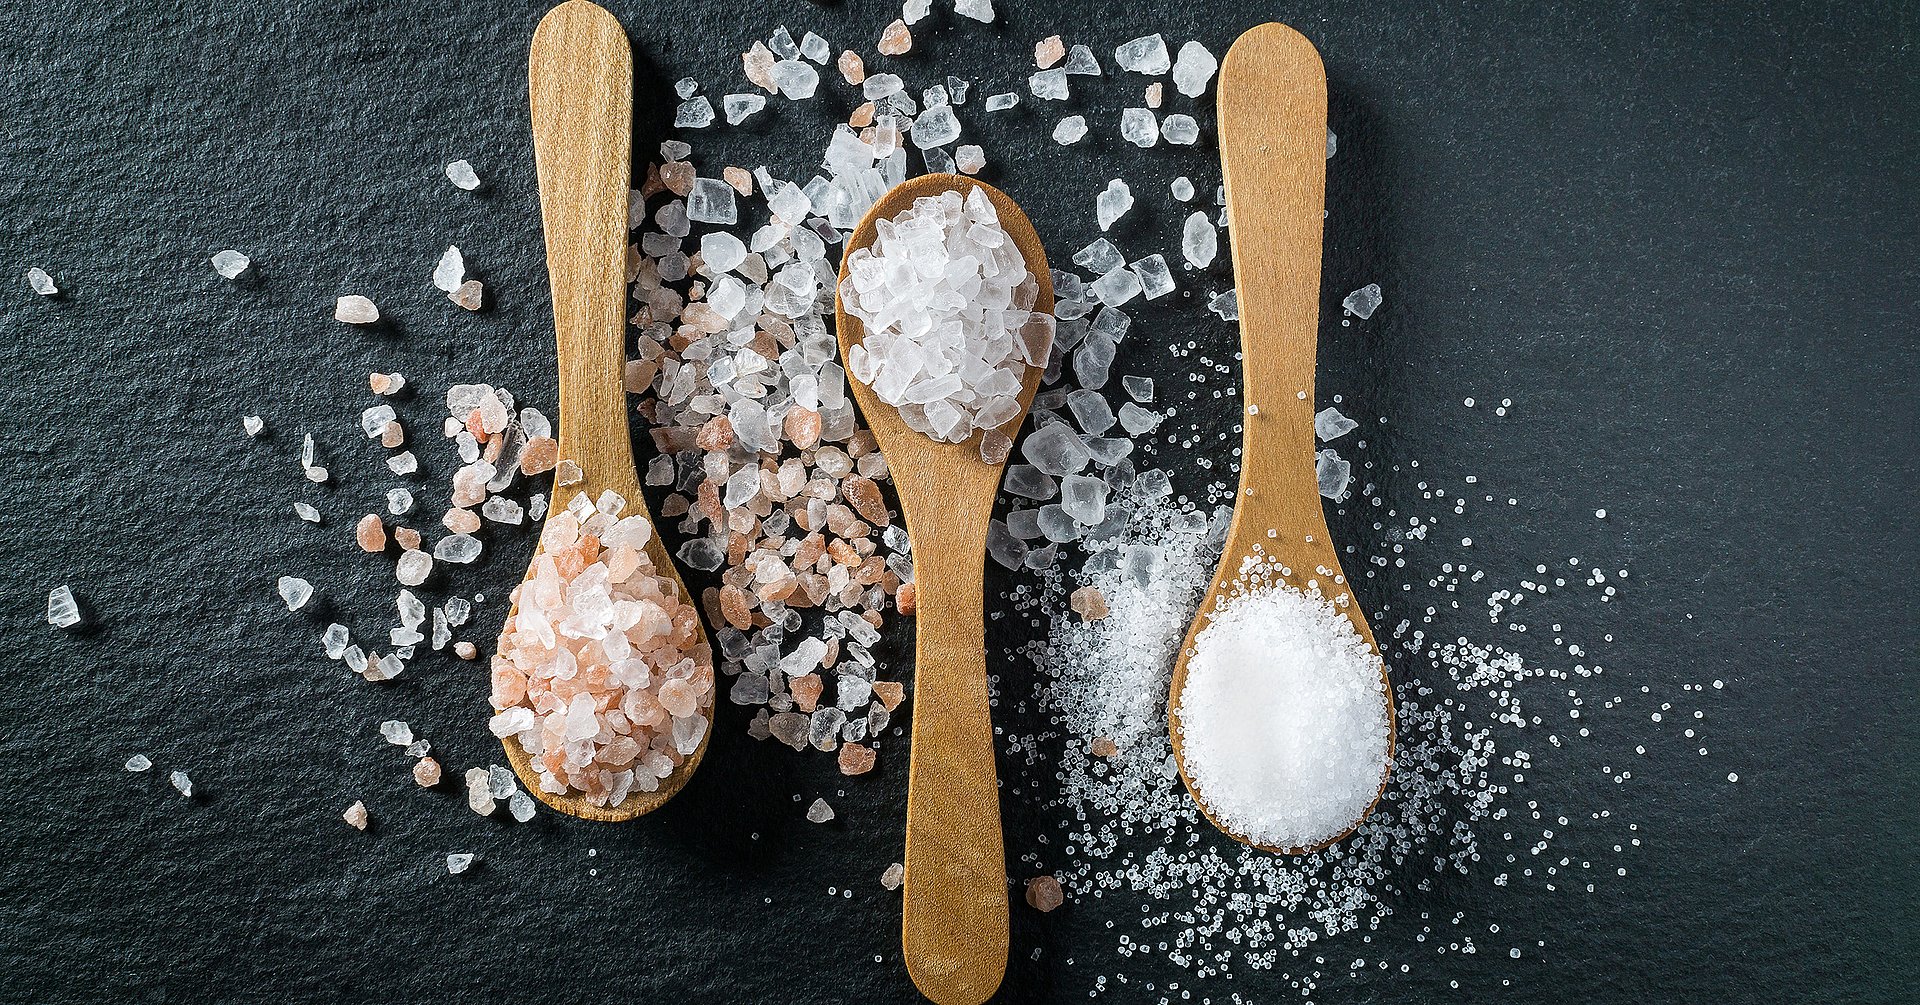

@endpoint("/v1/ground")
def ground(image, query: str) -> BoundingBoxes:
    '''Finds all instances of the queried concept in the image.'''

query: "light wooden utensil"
[834,174,1053,1005]
[1166,22,1395,855]
[497,0,711,821]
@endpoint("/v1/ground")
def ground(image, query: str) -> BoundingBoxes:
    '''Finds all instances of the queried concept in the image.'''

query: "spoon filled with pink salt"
[486,0,717,822]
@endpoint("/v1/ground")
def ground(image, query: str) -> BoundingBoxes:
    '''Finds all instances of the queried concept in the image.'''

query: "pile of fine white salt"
[1176,578,1391,850]
[840,187,1053,451]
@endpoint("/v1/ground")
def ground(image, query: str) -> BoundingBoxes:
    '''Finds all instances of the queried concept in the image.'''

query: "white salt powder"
[1176,580,1390,850]
[840,187,1051,445]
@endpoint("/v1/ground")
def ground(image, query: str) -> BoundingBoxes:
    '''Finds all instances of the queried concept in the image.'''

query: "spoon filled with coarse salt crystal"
[1166,23,1395,855]
[835,175,1054,1005]
[487,0,717,822]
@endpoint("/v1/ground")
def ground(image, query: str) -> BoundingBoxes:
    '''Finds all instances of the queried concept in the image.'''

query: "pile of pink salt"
[490,493,714,806]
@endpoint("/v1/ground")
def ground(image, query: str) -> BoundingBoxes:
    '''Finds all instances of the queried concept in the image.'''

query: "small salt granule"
[242,415,264,437]
[1052,116,1087,145]
[1181,211,1218,268]
[805,797,835,823]
[1342,283,1383,319]
[277,576,313,611]
[1171,41,1218,96]
[170,770,193,797]
[211,250,250,279]
[335,295,379,324]
[1171,176,1195,201]
[46,586,81,628]
[446,853,475,874]
[445,159,481,191]
[125,754,152,772]
[1114,34,1170,75]
[432,246,464,293]
[880,862,905,890]
[26,267,58,296]
[343,801,368,830]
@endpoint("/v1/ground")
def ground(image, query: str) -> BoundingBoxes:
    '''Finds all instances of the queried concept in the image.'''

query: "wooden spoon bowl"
[1166,23,1395,855]
[495,0,712,822]
[835,174,1052,1005]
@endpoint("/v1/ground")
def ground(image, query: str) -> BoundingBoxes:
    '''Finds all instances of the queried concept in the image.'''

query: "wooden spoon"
[834,174,1052,1005]
[1166,23,1395,854]
[496,0,712,821]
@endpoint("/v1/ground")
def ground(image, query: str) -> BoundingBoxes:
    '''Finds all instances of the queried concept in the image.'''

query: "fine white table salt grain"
[1176,582,1391,850]
[840,187,1048,444]
[211,250,250,279]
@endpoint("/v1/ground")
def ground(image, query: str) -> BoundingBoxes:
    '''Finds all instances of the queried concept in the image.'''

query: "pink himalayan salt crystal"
[335,295,379,324]
[842,475,889,526]
[1035,35,1064,69]
[413,757,442,786]
[743,41,777,93]
[837,49,866,84]
[878,19,912,56]
[1025,875,1065,912]
[451,463,492,507]
[343,800,369,830]
[369,372,404,395]
[1145,82,1163,108]
[443,508,482,535]
[722,166,753,195]
[450,280,483,310]
[380,421,405,448]
[1070,585,1110,620]
[1090,736,1119,758]
[838,742,875,775]
[454,641,478,660]
[356,514,387,552]
[394,527,423,552]
[520,436,559,475]
[872,679,905,711]
[658,162,695,197]
[492,505,714,806]
[790,673,823,712]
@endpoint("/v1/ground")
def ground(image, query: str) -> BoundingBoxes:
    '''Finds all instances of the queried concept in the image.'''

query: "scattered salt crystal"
[1035,35,1064,69]
[431,246,464,293]
[1120,108,1157,147]
[674,76,699,98]
[386,488,414,515]
[433,534,482,564]
[1029,67,1069,100]
[1177,579,1390,849]
[465,768,496,815]
[277,576,313,611]
[902,0,930,24]
[881,862,905,890]
[805,797,835,823]
[911,103,961,148]
[954,144,986,174]
[1073,238,1124,274]
[1161,114,1200,145]
[687,178,738,224]
[985,92,1019,111]
[46,586,80,628]
[1171,41,1218,96]
[343,801,368,830]
[1090,266,1142,307]
[334,295,379,324]
[170,770,193,797]
[1171,176,1195,201]
[1115,34,1171,75]
[1208,288,1239,321]
[1117,402,1160,434]
[369,371,405,395]
[379,720,413,746]
[242,414,264,437]
[1315,406,1359,441]
[294,502,321,524]
[1049,116,1087,146]
[508,791,536,822]
[878,19,912,56]
[1025,875,1065,911]
[445,159,481,191]
[395,550,433,586]
[1096,179,1133,231]
[125,754,152,772]
[211,250,250,279]
[1342,283,1383,319]
[324,623,350,658]
[445,852,475,874]
[1316,448,1353,500]
[1063,44,1102,75]
[1181,212,1218,269]
[1131,255,1175,299]
[413,758,442,787]
[724,93,767,125]
[770,60,819,100]
[1327,126,1338,159]
[954,0,994,22]
[386,451,417,475]
[25,267,57,296]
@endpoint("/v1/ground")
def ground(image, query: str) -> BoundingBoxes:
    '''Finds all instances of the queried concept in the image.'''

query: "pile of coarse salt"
[1176,571,1391,850]
[840,187,1051,454]
[492,494,714,804]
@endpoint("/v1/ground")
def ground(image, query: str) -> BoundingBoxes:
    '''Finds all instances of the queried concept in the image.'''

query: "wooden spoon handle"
[902,518,1008,1005]
[530,0,633,484]
[1218,23,1328,520]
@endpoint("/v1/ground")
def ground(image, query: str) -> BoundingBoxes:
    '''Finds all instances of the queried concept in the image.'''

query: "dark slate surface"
[2,1,1914,1002]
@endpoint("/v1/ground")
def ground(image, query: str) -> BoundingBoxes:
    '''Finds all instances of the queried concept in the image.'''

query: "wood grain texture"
[834,175,1053,1005]
[1166,23,1395,855]
[499,0,711,822]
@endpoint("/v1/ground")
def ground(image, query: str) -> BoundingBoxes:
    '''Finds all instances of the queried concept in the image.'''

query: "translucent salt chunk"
[1171,41,1218,96]
[954,0,994,22]
[1315,406,1359,441]
[1208,289,1240,321]
[805,797,835,823]
[686,179,738,224]
[294,502,321,524]
[386,488,414,515]
[700,232,748,273]
[912,103,961,148]
[1316,448,1353,500]
[211,250,250,279]
[396,550,433,586]
[46,585,80,628]
[1182,211,1218,268]
[508,791,535,822]
[277,576,313,611]
[1115,34,1171,75]
[125,754,152,772]
[434,535,482,563]
[1073,238,1124,274]
[675,96,715,127]
[1028,67,1069,100]
[1067,389,1116,434]
[985,92,1019,111]
[334,295,379,324]
[770,59,820,99]
[1120,108,1158,147]
[446,853,475,874]
[1021,422,1092,477]
[1095,179,1133,231]
[1060,474,1109,525]
[170,770,193,796]
[1343,283,1383,319]
[1161,113,1200,145]
[445,160,481,190]
[380,719,414,745]
[1052,115,1087,145]
[1327,126,1338,159]
[432,245,464,293]
[1063,44,1101,75]
[1090,266,1142,307]
[1171,176,1195,201]
[954,145,986,174]
[324,623,350,658]
[25,267,57,296]
[724,93,767,124]
[1130,255,1175,299]
[1117,402,1161,434]
[242,414,264,437]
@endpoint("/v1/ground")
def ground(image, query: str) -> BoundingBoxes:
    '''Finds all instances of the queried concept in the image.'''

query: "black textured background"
[2,2,1915,1002]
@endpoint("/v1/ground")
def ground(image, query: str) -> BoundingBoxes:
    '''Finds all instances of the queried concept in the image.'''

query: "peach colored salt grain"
[356,514,387,552]
[872,680,905,711]
[520,435,559,475]
[842,475,889,526]
[343,800,368,830]
[451,280,483,310]
[784,407,822,449]
[443,508,482,535]
[413,757,442,787]
[722,166,753,195]
[878,19,912,56]
[453,641,477,660]
[1025,875,1064,912]
[1070,585,1110,621]
[837,50,866,84]
[790,674,823,712]
[380,421,405,448]
[743,42,777,93]
[849,102,876,128]
[896,581,917,615]
[395,527,423,551]
[659,161,695,197]
[1035,35,1064,69]
[1146,82,1162,108]
[1090,736,1119,758]
[838,742,876,775]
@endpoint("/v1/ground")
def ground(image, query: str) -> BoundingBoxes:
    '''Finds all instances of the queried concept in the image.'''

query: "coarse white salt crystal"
[1161,114,1200,145]
[1316,449,1352,500]
[1342,283,1383,319]
[1096,179,1133,231]
[1176,580,1390,850]
[242,414,264,437]
[125,754,152,772]
[26,267,58,296]
[955,0,994,22]
[1052,115,1087,145]
[687,178,738,224]
[434,534,482,564]
[387,451,417,475]
[985,92,1019,111]
[676,96,716,127]
[806,797,835,822]
[386,488,414,515]
[800,31,830,63]
[294,502,321,524]
[323,623,350,658]
[211,250,250,279]
[771,59,820,99]
[1120,108,1158,147]
[700,231,749,274]
[47,585,81,628]
[335,295,379,324]
[508,791,536,822]
[1208,288,1239,320]
[396,550,433,586]
[432,246,464,293]
[1171,40,1218,96]
[170,770,193,796]
[277,576,313,611]
[1327,126,1338,159]
[446,160,481,191]
[1181,211,1218,268]
[1171,176,1195,201]
[1131,255,1175,299]
[1073,238,1124,274]
[1315,407,1359,441]
[446,852,475,874]
[955,144,986,174]
[881,862,905,890]
[1115,34,1171,75]
[1029,67,1069,100]
[466,768,495,815]
[724,93,767,125]
[673,76,699,98]
[380,719,413,745]
[912,103,961,148]
[903,0,931,24]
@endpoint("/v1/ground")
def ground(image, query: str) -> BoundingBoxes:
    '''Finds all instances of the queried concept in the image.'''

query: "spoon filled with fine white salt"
[1167,23,1395,855]
[835,175,1054,1005]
